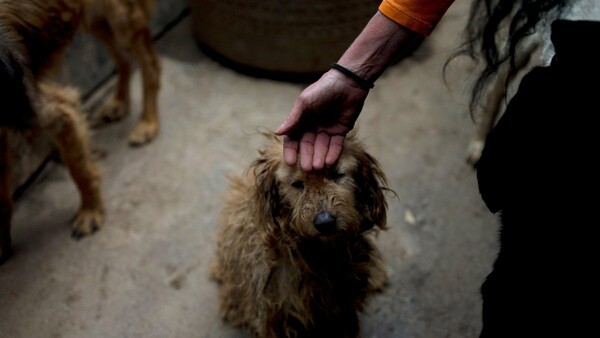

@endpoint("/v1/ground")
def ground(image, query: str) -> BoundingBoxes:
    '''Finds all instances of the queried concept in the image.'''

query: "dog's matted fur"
[0,0,159,263]
[211,132,391,338]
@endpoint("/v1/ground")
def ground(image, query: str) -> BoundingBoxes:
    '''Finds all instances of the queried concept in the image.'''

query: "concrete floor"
[0,1,500,337]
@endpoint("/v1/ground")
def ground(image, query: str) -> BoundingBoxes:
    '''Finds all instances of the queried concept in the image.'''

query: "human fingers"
[312,132,330,170]
[325,134,345,166]
[299,132,316,172]
[282,135,299,166]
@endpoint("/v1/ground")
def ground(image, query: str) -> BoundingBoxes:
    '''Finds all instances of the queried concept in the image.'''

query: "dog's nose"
[314,212,337,235]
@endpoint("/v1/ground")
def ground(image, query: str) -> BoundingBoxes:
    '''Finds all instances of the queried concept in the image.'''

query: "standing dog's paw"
[128,119,158,146]
[71,208,105,239]
[99,99,129,123]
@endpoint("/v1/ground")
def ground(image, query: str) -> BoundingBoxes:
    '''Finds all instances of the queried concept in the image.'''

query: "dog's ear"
[250,151,282,233]
[353,149,389,232]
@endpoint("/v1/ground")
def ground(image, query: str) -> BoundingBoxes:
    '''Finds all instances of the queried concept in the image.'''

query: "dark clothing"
[477,20,600,338]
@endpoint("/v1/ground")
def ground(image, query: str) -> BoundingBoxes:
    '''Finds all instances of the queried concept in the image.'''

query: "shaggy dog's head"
[250,132,389,240]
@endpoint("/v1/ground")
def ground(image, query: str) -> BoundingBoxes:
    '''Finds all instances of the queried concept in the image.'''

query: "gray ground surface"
[0,1,500,337]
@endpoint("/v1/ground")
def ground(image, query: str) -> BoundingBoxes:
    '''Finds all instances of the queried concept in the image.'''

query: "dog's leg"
[98,2,160,146]
[0,130,13,262]
[466,76,506,166]
[127,22,160,146]
[91,24,132,124]
[37,83,104,239]
[466,40,540,166]
[367,250,388,292]
[87,0,160,146]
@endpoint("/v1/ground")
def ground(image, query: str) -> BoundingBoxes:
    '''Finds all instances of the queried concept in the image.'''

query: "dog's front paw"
[466,139,485,167]
[369,267,388,292]
[71,208,105,239]
[128,120,158,146]
[99,99,129,123]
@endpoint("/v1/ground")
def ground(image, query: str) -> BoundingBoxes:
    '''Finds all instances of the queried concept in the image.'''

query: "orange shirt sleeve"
[379,0,455,36]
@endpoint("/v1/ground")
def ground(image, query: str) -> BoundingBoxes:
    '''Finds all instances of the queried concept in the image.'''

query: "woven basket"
[190,0,380,79]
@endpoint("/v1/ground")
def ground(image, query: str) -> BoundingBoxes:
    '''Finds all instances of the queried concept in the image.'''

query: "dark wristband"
[330,63,375,90]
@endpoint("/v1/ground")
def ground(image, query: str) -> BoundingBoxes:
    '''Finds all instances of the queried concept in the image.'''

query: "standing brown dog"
[211,132,391,338]
[0,0,160,263]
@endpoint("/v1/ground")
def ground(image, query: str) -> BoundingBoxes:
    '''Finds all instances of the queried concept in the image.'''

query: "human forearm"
[336,10,421,84]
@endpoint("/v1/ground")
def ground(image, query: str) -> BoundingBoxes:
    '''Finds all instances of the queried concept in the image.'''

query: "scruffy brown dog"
[211,132,391,338]
[0,0,159,263]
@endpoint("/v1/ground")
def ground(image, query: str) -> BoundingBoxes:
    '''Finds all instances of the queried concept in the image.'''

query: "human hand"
[275,70,369,171]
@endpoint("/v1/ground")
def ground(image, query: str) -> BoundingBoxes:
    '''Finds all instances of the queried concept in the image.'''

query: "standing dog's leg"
[92,24,132,124]
[127,19,160,146]
[0,130,13,262]
[38,83,104,238]
[94,2,160,146]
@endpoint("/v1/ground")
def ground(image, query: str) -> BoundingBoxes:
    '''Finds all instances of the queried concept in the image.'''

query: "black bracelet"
[330,63,375,90]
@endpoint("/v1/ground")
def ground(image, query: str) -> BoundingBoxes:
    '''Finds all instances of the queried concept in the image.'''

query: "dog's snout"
[314,212,337,235]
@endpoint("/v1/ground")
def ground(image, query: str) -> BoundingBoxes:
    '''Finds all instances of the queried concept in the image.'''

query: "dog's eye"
[290,180,304,189]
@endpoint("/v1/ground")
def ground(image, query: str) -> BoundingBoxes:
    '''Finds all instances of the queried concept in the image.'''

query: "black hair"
[446,0,570,118]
